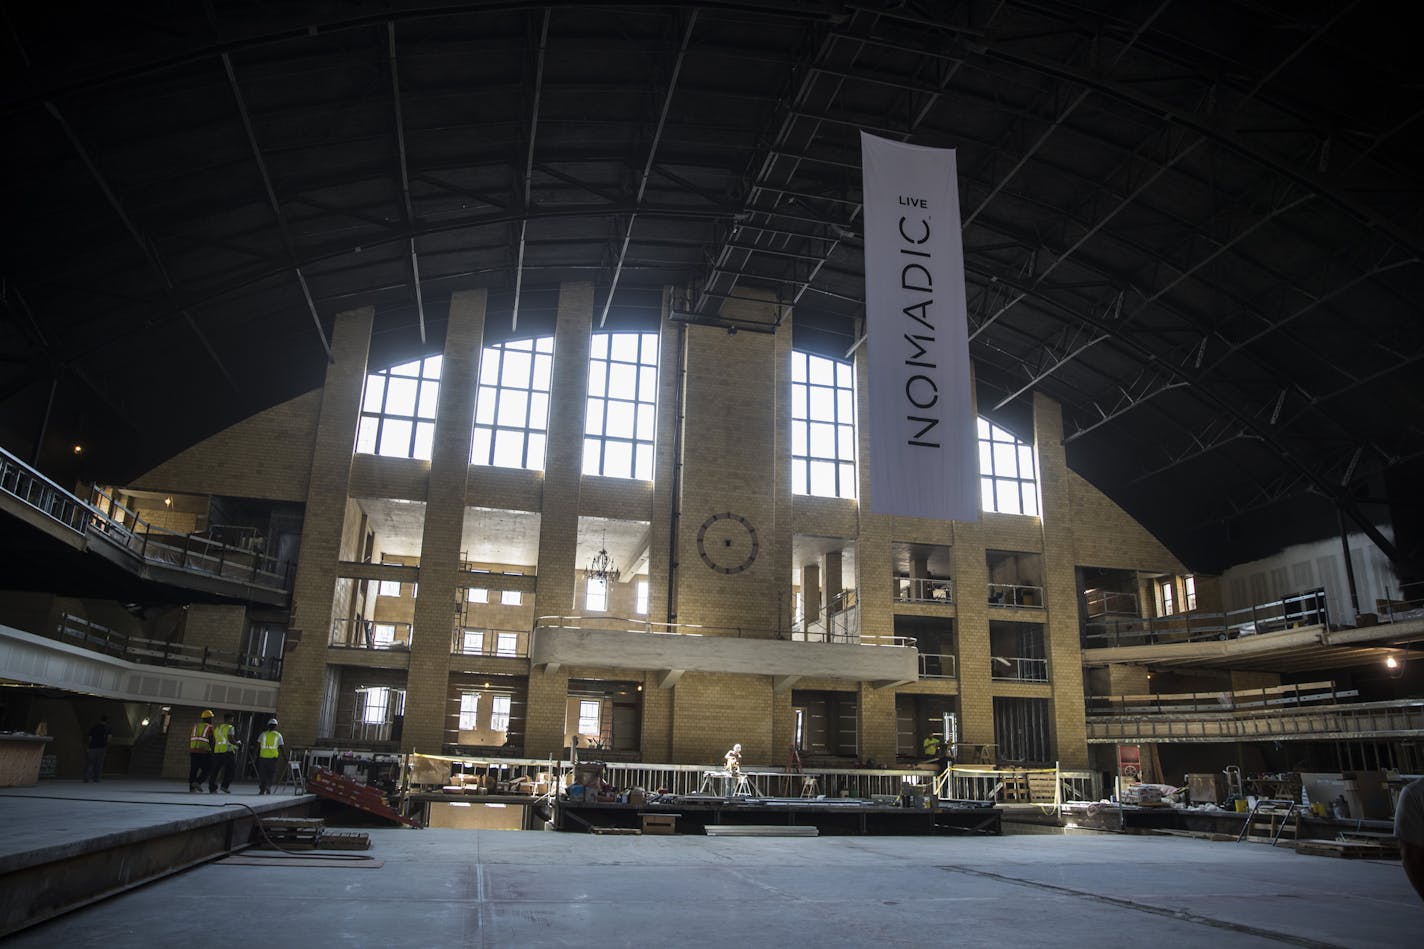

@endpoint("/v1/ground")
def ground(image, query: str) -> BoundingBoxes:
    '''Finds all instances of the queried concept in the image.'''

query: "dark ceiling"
[2,1,1421,576]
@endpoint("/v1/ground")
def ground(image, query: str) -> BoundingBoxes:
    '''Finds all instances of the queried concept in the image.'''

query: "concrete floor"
[4,780,1421,948]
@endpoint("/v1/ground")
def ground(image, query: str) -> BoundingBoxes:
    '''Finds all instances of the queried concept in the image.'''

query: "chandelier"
[587,533,620,583]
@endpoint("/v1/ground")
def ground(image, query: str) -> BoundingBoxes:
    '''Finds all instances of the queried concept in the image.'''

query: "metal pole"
[31,375,58,467]
[1337,507,1360,617]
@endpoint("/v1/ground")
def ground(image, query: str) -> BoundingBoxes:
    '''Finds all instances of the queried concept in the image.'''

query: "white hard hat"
[268,718,278,725]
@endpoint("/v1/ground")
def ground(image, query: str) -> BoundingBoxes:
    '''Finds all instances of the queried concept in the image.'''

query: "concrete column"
[1034,392,1089,768]
[402,290,486,754]
[801,564,821,623]
[526,282,593,757]
[278,307,374,746]
[824,550,843,606]
[911,553,929,581]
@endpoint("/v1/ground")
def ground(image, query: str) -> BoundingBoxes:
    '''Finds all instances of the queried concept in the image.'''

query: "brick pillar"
[1035,392,1088,768]
[824,550,843,603]
[858,682,897,763]
[952,520,993,754]
[801,564,821,622]
[279,307,373,746]
[402,290,486,754]
[526,282,593,757]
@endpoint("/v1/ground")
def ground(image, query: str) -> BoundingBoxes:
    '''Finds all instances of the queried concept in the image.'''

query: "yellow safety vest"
[189,723,212,752]
[213,723,235,754]
[259,730,283,758]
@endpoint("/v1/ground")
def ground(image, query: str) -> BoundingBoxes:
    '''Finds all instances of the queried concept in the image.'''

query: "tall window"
[791,351,856,498]
[586,576,608,611]
[362,686,391,725]
[458,692,480,730]
[978,419,1039,516]
[356,356,442,460]
[491,695,512,732]
[1159,579,1176,616]
[1184,575,1197,611]
[578,699,601,735]
[472,337,554,469]
[460,629,484,654]
[585,332,659,479]
[495,632,519,657]
[635,580,649,615]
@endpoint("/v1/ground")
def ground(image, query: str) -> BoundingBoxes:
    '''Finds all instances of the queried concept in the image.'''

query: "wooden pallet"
[1296,838,1398,860]
[255,817,325,850]
[318,831,372,850]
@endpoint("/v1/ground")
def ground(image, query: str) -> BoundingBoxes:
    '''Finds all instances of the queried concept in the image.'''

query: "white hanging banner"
[861,131,978,522]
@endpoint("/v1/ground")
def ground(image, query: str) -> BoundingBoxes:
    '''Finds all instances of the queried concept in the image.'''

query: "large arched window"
[356,356,442,460]
[978,418,1038,516]
[472,336,554,470]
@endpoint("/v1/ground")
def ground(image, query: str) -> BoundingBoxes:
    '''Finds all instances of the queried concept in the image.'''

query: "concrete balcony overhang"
[0,624,278,712]
[530,625,918,690]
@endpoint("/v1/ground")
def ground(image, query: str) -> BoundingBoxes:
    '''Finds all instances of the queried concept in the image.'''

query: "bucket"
[1234,798,1248,813]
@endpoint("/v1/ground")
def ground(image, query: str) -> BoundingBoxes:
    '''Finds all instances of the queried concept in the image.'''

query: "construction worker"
[188,709,215,791]
[256,717,284,795]
[922,733,942,761]
[208,712,240,794]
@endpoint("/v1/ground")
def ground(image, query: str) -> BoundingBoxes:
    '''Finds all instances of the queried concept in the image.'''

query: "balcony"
[988,583,1044,609]
[1082,589,1329,648]
[792,591,860,643]
[991,655,1048,682]
[1084,589,1138,617]
[330,619,413,650]
[530,614,918,688]
[452,626,530,659]
[895,577,953,604]
[56,612,281,680]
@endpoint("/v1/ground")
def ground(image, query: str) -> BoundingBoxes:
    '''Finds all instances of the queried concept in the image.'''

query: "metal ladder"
[1237,798,1298,845]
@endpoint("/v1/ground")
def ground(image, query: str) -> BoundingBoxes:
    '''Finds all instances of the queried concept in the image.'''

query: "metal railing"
[937,764,1099,808]
[1082,588,1329,647]
[537,612,915,649]
[88,486,292,591]
[991,656,1048,682]
[793,592,862,642]
[452,626,530,658]
[0,447,91,533]
[1086,699,1424,743]
[1084,589,1138,616]
[988,583,1044,608]
[918,652,957,678]
[895,577,953,603]
[55,612,282,680]
[1087,680,1355,716]
[330,618,414,650]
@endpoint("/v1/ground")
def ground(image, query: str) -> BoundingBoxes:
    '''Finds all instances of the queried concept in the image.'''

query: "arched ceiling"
[2,1,1421,574]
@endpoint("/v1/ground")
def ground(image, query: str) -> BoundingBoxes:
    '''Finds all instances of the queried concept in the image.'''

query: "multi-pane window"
[458,692,480,730]
[1184,575,1197,611]
[578,699,601,735]
[978,419,1039,516]
[791,351,856,499]
[584,332,659,480]
[356,356,442,460]
[372,623,396,648]
[495,632,518,657]
[1159,579,1176,616]
[490,695,512,732]
[472,337,554,469]
[378,579,401,597]
[635,580,648,615]
[500,590,522,606]
[466,587,488,604]
[362,686,391,725]
[586,577,608,612]
[460,629,484,654]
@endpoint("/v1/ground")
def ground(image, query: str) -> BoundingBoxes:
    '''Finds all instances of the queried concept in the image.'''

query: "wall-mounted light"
[1386,656,1400,670]
[140,717,150,727]
[163,497,172,507]
[72,444,83,455]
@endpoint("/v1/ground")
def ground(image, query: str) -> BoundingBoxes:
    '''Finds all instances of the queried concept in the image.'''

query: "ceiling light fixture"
[587,530,620,584]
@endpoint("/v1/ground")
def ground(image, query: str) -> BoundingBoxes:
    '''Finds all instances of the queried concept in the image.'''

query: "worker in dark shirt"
[84,715,112,783]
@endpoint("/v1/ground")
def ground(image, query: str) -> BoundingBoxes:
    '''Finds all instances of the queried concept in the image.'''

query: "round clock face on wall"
[696,512,759,575]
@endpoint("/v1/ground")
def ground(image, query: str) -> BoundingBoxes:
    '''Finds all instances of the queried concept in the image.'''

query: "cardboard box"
[641,814,676,835]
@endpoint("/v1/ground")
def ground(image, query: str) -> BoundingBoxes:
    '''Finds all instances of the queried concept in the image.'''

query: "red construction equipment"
[307,767,423,828]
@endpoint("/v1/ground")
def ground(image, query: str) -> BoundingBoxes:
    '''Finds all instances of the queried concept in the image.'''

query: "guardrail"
[1083,588,1329,647]
[895,577,953,604]
[330,619,413,650]
[452,626,530,658]
[1087,680,1354,715]
[988,583,1044,608]
[918,652,956,678]
[0,447,90,533]
[536,613,915,649]
[1086,699,1424,743]
[991,656,1048,682]
[56,612,281,680]
[936,764,1099,808]
[1085,589,1138,616]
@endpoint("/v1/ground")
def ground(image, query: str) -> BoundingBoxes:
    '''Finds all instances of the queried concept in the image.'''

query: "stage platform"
[554,796,1001,836]
[0,778,315,937]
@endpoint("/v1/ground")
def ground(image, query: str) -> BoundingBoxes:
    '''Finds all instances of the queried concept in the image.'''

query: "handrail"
[0,446,91,534]
[330,618,413,650]
[918,652,956,678]
[1086,698,1424,742]
[533,613,915,649]
[54,612,282,680]
[1082,588,1329,647]
[1088,680,1352,715]
[991,656,1048,682]
[988,582,1044,608]
[452,626,530,658]
[895,577,953,603]
[1084,589,1138,617]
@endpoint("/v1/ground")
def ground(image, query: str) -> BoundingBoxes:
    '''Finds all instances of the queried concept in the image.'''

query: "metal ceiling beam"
[43,101,240,392]
[220,52,335,363]
[600,11,696,328]
[511,8,549,333]
[387,22,426,344]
